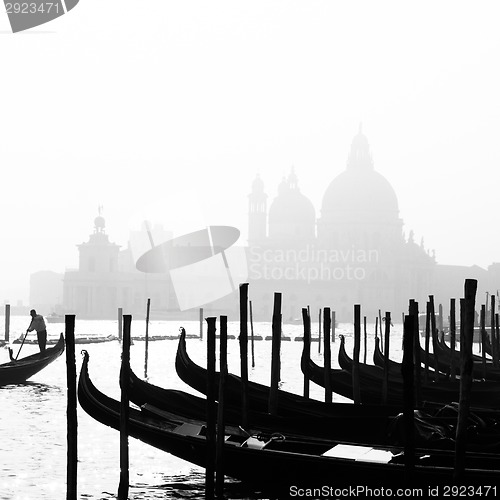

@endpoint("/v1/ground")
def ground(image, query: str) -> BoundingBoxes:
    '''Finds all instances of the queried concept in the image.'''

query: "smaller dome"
[269,189,315,223]
[94,215,105,230]
[268,168,315,239]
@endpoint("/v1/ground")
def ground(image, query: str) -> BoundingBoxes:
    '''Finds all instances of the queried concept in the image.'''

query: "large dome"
[321,168,399,220]
[321,128,399,223]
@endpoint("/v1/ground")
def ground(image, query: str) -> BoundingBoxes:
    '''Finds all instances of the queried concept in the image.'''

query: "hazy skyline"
[1,1,500,303]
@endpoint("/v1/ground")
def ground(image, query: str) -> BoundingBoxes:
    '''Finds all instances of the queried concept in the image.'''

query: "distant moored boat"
[46,313,65,324]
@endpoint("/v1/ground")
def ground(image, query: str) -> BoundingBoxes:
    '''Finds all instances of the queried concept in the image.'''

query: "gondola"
[436,337,500,380]
[333,335,500,408]
[374,334,500,382]
[129,361,500,451]
[301,335,415,405]
[177,327,500,415]
[373,334,451,377]
[372,336,404,375]
[173,328,500,427]
[374,334,443,376]
[175,328,409,417]
[0,334,65,386]
[78,350,500,490]
[434,331,492,365]
[379,331,462,379]
[422,333,496,375]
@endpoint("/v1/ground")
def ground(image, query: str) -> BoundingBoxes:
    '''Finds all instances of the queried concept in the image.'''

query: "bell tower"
[78,207,120,273]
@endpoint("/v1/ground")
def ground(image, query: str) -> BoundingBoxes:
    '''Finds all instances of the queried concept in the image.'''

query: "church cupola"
[78,207,120,273]
[347,123,374,171]
[287,166,299,189]
[94,205,106,234]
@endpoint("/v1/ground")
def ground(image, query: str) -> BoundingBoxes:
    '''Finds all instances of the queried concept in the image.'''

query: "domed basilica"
[247,128,437,321]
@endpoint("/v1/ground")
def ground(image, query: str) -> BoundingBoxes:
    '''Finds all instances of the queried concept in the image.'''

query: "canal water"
[0,316,403,499]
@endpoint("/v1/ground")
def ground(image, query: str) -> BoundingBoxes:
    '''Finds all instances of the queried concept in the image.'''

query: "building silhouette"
[248,127,435,321]
[62,213,178,318]
[30,128,500,321]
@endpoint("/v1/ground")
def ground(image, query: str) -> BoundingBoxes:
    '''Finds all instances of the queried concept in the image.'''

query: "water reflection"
[0,381,61,394]
[130,471,266,499]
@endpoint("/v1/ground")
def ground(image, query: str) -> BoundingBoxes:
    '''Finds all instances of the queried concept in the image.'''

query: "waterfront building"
[30,128,500,322]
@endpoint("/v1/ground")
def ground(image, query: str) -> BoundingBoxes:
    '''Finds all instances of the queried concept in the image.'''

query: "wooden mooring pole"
[144,298,150,379]
[429,295,439,382]
[382,311,391,405]
[215,316,227,498]
[402,314,415,482]
[249,300,255,368]
[323,307,332,403]
[460,299,465,356]
[491,295,498,368]
[302,307,311,399]
[480,305,487,379]
[65,314,77,500]
[318,309,322,354]
[239,284,249,430]
[401,313,405,345]
[199,308,204,340]
[352,305,361,404]
[454,280,477,482]
[4,304,10,342]
[378,310,383,353]
[363,316,367,364]
[486,292,490,325]
[409,300,421,407]
[118,315,132,500]
[269,292,282,415]
[438,303,444,336]
[332,310,336,343]
[118,307,123,341]
[450,298,457,381]
[205,317,217,499]
[424,301,431,384]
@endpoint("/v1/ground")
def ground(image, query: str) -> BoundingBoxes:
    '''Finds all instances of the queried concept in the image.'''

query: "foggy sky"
[1,1,500,303]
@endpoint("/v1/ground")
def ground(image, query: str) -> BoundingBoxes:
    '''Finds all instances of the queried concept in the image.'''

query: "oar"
[15,329,30,360]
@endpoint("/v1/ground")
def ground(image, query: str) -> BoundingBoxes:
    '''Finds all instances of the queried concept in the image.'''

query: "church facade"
[62,213,178,319]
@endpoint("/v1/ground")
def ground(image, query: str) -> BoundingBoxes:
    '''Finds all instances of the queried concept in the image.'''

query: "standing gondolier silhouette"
[27,309,47,352]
